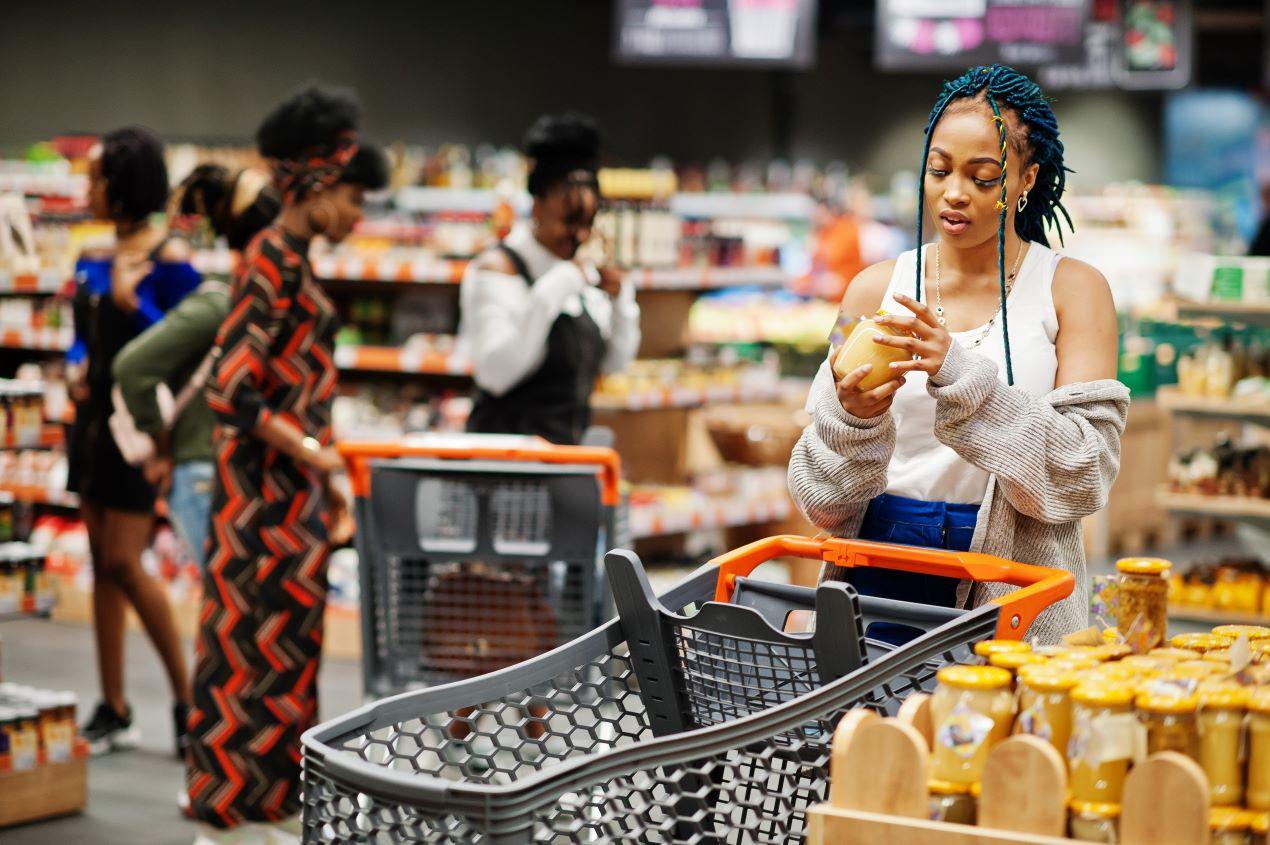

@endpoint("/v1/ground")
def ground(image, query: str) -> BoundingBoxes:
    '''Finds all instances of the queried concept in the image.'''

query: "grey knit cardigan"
[787,337,1130,644]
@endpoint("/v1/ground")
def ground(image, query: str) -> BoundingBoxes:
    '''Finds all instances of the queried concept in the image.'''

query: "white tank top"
[880,243,1061,505]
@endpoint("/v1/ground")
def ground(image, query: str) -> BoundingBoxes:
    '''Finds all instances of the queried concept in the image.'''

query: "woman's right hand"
[836,364,906,419]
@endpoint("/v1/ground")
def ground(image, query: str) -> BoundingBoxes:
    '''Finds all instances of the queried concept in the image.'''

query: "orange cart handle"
[338,438,622,506]
[712,535,1074,640]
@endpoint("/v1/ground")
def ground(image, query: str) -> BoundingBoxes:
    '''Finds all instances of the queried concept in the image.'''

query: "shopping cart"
[301,535,1073,844]
[339,434,624,697]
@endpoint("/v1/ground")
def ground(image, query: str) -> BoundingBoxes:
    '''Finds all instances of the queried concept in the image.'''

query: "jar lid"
[1199,683,1250,708]
[928,778,973,795]
[1072,682,1136,706]
[1091,643,1133,661]
[973,639,1032,658]
[1149,647,1201,662]
[1249,686,1270,714]
[937,665,1012,690]
[1202,649,1234,664]
[989,652,1049,671]
[1116,557,1171,575]
[1046,656,1101,672]
[1017,663,1080,691]
[1209,807,1252,831]
[1136,689,1200,713]
[1119,655,1168,672]
[1169,661,1225,679]
[1087,663,1147,683]
[1212,625,1270,641]
[1101,627,1121,643]
[1251,812,1269,835]
[1069,800,1122,817]
[1170,633,1234,652]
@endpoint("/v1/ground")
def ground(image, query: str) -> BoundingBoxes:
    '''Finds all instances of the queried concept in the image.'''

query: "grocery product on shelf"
[1168,556,1270,618]
[626,466,790,540]
[592,355,783,411]
[688,289,837,346]
[1168,436,1270,500]
[1114,557,1171,648]
[0,543,53,617]
[928,665,1014,790]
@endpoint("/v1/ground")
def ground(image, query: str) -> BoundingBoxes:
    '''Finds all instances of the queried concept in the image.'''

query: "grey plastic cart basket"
[340,437,625,698]
[301,535,1073,843]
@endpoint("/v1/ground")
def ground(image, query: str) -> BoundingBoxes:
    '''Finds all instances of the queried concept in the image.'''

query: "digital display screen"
[614,0,818,68]
[875,0,1089,71]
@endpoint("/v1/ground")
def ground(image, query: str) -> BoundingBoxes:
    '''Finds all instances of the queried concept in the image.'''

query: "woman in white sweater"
[459,112,640,445]
[788,65,1129,644]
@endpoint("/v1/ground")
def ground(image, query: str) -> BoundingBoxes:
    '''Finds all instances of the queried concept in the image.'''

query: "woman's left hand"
[596,265,624,299]
[871,292,954,378]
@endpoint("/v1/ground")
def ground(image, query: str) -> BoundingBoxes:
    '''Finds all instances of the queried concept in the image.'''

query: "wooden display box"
[808,707,1226,845]
[0,756,87,828]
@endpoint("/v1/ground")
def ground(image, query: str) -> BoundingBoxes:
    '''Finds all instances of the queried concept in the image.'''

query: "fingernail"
[860,364,872,373]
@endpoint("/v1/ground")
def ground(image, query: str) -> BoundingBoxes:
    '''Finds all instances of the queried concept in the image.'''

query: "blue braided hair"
[914,64,1072,386]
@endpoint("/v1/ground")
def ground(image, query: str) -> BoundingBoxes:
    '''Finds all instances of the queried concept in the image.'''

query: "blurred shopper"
[789,65,1127,644]
[187,86,385,840]
[460,112,640,445]
[113,166,280,566]
[1250,183,1270,256]
[68,127,201,756]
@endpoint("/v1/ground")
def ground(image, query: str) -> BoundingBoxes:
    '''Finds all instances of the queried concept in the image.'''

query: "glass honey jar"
[930,666,1015,789]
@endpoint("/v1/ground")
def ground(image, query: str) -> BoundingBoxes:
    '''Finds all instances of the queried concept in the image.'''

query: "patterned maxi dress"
[187,225,338,826]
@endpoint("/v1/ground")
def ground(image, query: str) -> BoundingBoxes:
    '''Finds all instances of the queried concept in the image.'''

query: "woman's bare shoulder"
[839,258,898,314]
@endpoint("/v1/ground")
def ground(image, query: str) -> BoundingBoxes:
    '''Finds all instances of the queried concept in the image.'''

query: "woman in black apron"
[461,112,640,445]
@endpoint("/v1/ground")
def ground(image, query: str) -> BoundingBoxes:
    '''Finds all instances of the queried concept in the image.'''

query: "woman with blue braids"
[788,65,1128,644]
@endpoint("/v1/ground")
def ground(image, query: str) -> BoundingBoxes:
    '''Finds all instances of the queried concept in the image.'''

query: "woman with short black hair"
[459,112,640,445]
[69,125,201,757]
[186,85,387,840]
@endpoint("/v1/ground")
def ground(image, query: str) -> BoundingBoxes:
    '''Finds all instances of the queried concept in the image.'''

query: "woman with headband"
[186,85,387,839]
[788,65,1128,644]
[460,111,640,445]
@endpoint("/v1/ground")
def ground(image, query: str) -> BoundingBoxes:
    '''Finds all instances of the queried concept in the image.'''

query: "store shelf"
[1175,300,1270,327]
[0,170,87,199]
[1156,387,1270,425]
[0,592,56,622]
[0,327,72,352]
[394,186,532,215]
[0,269,66,295]
[1,425,63,449]
[1168,606,1269,627]
[0,484,79,508]
[628,489,791,540]
[628,266,790,291]
[593,381,783,412]
[312,254,468,285]
[1157,488,1270,524]
[333,343,473,377]
[669,191,814,220]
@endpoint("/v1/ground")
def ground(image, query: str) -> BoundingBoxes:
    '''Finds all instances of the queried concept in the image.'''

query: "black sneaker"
[174,702,191,760]
[82,701,141,756]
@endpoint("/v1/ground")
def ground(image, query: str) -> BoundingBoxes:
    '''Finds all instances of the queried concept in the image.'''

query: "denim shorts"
[845,493,979,645]
[168,460,214,566]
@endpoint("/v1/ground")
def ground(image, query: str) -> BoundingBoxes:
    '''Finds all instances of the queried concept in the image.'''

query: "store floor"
[1,619,361,845]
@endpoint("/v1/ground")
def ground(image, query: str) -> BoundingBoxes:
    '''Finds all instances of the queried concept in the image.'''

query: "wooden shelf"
[1157,386,1270,425]
[1156,487,1270,523]
[1169,606,1269,627]
[1175,299,1270,327]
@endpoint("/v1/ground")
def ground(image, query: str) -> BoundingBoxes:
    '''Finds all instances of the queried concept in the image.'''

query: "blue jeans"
[847,493,979,646]
[169,460,214,566]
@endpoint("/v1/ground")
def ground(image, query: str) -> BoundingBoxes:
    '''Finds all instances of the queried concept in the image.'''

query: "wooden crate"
[0,756,87,828]
[808,708,1225,845]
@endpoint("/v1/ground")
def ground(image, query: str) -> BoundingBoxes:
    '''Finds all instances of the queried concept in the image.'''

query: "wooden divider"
[807,709,1219,845]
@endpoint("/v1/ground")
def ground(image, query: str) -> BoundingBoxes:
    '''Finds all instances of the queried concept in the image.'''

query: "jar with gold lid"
[1069,800,1120,843]
[928,779,976,825]
[988,650,1049,680]
[973,639,1032,663]
[1069,683,1138,808]
[1014,664,1078,757]
[930,665,1015,789]
[1170,660,1227,680]
[1198,684,1250,807]
[1249,687,1270,812]
[1150,646,1202,663]
[1171,632,1235,653]
[1211,807,1254,845]
[1115,557,1171,649]
[1212,625,1270,642]
[1136,687,1200,758]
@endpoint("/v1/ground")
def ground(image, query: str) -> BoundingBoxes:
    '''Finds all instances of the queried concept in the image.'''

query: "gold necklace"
[933,242,1027,348]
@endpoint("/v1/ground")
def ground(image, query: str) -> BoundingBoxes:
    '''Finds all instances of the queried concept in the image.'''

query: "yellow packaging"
[930,666,1015,789]
[831,311,912,391]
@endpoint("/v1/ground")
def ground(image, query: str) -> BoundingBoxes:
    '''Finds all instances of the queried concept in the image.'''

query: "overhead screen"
[614,0,818,69]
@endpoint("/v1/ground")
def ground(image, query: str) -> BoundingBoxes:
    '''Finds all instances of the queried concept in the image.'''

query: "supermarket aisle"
[0,619,361,845]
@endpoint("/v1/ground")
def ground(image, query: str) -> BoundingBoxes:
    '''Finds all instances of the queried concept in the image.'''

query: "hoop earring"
[1017,192,1029,213]
[307,198,338,238]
